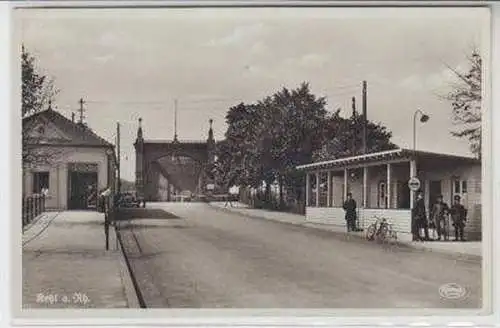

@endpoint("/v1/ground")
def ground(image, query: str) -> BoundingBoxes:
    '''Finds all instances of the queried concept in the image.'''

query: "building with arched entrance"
[134,118,216,201]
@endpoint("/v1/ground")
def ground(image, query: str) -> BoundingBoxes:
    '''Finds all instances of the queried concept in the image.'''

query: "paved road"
[117,203,481,309]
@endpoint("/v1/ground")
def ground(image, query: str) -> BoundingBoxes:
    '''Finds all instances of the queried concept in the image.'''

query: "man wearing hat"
[431,194,450,241]
[450,195,467,241]
[412,190,430,241]
[343,192,357,232]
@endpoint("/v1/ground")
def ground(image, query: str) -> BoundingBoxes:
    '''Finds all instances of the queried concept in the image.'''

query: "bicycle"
[366,216,397,243]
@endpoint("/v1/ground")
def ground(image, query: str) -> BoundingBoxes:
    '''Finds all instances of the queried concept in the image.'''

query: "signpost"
[408,177,421,191]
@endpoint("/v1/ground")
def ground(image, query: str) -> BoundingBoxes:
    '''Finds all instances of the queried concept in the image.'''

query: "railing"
[22,194,46,227]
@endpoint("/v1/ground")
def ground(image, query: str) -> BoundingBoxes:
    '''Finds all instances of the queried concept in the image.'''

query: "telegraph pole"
[174,99,178,142]
[116,122,121,193]
[362,81,367,154]
[78,98,85,124]
[351,97,356,156]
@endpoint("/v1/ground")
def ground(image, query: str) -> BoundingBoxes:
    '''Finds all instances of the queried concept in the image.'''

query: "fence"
[22,194,46,227]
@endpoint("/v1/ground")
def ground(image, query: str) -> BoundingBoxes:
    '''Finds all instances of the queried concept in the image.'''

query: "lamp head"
[420,114,430,123]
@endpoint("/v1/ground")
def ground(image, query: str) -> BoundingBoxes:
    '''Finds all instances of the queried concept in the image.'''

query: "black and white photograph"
[13,2,492,321]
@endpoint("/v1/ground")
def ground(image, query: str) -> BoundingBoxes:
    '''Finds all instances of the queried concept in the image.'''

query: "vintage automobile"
[117,192,141,208]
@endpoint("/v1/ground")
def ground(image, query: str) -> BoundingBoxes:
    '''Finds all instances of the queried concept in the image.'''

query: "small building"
[22,108,117,210]
[296,148,481,241]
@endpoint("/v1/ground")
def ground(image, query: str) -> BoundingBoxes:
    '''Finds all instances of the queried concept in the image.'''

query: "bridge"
[134,118,216,201]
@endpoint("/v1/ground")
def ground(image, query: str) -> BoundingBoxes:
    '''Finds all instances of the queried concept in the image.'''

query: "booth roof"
[296,148,479,171]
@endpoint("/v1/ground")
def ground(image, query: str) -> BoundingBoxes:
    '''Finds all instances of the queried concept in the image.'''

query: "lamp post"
[413,109,430,152]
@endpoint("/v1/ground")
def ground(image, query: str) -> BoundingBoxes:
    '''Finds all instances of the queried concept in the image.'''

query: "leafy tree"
[22,45,60,169]
[22,45,58,117]
[444,50,482,158]
[214,82,396,211]
[313,109,397,161]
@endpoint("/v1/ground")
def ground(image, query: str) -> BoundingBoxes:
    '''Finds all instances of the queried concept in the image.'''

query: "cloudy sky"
[15,7,488,181]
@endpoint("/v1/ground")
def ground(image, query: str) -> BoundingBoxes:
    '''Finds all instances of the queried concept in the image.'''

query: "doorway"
[429,180,442,210]
[67,163,98,210]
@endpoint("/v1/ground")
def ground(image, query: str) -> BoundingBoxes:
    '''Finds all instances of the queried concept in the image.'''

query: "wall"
[305,207,413,242]
[23,146,110,210]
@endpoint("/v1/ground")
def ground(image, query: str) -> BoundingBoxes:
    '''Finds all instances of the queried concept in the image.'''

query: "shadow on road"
[116,208,181,220]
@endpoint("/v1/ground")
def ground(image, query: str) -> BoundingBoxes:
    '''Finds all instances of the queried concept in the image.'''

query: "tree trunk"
[265,182,271,203]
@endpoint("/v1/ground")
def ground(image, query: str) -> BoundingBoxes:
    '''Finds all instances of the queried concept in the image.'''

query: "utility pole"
[78,98,85,124]
[351,97,356,156]
[362,81,367,154]
[174,99,178,142]
[116,122,121,193]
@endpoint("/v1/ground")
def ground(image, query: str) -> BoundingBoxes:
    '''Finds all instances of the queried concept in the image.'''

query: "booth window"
[33,172,49,194]
[452,178,468,204]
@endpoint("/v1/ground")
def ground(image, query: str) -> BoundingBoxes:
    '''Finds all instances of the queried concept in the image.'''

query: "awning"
[296,148,479,171]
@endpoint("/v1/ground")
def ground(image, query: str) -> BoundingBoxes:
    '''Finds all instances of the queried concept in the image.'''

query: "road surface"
[117,203,481,308]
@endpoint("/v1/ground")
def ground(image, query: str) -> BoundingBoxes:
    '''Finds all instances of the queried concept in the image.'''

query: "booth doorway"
[67,163,98,210]
[429,180,442,209]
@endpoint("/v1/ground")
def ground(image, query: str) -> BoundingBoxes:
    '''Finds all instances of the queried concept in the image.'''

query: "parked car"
[117,192,141,208]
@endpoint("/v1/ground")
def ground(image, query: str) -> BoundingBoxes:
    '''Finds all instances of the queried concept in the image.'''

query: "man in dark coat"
[412,191,429,241]
[343,192,357,232]
[450,195,467,241]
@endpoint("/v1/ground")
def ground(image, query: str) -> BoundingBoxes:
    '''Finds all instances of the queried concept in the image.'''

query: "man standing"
[412,191,429,241]
[343,192,357,232]
[431,194,450,241]
[450,195,467,241]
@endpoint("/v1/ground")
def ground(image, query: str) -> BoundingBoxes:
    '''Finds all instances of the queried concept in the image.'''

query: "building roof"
[23,108,113,148]
[296,148,479,171]
[143,139,207,145]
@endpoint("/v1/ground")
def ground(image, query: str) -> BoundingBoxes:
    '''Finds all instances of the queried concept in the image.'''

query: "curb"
[22,212,61,246]
[22,212,50,234]
[208,204,482,262]
[112,224,140,308]
[114,221,147,308]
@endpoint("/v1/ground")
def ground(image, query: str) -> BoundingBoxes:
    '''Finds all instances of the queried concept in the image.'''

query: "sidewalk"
[22,211,139,308]
[209,202,482,259]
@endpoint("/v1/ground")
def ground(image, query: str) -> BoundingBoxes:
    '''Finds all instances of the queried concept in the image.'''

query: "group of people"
[342,191,468,241]
[412,191,467,242]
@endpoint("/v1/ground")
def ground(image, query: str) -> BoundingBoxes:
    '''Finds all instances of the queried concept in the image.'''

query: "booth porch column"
[343,168,348,202]
[387,163,392,208]
[315,172,320,207]
[363,166,368,208]
[305,172,311,207]
[327,171,332,207]
[409,159,417,209]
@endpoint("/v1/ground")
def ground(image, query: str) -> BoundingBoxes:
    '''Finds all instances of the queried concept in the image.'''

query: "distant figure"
[224,194,233,208]
[343,192,357,232]
[412,191,429,241]
[450,195,467,241]
[41,186,49,198]
[431,194,450,241]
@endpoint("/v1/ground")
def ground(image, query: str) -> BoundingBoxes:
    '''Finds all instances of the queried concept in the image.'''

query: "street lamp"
[413,109,430,152]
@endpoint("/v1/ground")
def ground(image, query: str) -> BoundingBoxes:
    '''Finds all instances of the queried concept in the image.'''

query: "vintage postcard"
[10,2,494,326]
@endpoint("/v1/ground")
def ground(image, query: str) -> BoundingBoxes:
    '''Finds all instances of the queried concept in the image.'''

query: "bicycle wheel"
[377,224,389,243]
[366,224,376,240]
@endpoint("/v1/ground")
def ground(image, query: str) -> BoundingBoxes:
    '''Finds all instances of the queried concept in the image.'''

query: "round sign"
[408,177,421,191]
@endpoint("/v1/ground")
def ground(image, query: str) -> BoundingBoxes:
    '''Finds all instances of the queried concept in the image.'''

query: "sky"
[15,7,489,181]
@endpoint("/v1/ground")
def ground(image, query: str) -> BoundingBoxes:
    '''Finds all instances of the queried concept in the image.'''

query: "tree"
[214,82,396,211]
[22,45,60,169]
[22,45,58,117]
[313,109,397,161]
[444,50,482,158]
